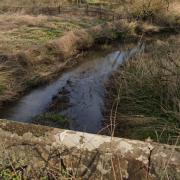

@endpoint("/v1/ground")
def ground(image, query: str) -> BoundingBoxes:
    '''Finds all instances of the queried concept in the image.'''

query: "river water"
[1,43,144,133]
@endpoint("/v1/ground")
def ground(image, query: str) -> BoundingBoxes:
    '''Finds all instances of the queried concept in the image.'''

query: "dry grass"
[0,0,179,26]
[0,0,69,7]
[105,35,180,144]
[110,0,180,26]
[0,14,103,54]
[0,13,106,106]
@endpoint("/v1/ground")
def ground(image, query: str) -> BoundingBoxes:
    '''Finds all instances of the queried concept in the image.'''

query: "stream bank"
[0,19,179,108]
[1,43,144,133]
[103,34,180,145]
[1,27,179,136]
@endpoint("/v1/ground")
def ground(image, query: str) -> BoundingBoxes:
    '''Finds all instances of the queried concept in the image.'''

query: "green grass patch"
[25,75,44,89]
[86,0,100,4]
[0,169,21,180]
[43,28,63,38]
[118,119,179,145]
[34,112,70,129]
[0,85,6,95]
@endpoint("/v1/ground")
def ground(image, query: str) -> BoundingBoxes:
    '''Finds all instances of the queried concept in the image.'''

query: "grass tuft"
[105,35,180,144]
[33,112,70,129]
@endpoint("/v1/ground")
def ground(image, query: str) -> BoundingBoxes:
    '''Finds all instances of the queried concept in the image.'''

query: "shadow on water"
[1,43,144,133]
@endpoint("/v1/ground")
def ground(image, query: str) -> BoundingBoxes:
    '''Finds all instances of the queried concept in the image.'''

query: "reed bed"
[105,35,180,144]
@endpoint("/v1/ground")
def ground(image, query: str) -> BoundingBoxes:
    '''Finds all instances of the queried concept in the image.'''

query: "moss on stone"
[0,119,53,137]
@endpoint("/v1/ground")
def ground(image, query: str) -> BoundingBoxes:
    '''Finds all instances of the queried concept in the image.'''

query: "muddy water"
[1,44,143,133]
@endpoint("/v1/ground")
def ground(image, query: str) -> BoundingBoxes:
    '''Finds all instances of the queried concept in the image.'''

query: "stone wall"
[0,119,179,179]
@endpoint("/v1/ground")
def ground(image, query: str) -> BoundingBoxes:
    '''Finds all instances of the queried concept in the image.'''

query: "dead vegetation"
[104,35,180,145]
[110,0,180,25]
[0,0,69,7]
[0,14,103,54]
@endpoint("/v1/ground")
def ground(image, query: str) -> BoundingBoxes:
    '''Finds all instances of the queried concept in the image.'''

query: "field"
[0,14,103,54]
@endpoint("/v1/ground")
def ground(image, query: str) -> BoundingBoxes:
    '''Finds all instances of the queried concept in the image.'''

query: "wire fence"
[0,4,123,21]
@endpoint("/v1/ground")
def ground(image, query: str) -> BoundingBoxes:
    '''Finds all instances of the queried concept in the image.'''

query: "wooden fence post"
[58,5,61,14]
[99,5,102,19]
[113,13,115,21]
[86,3,89,15]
